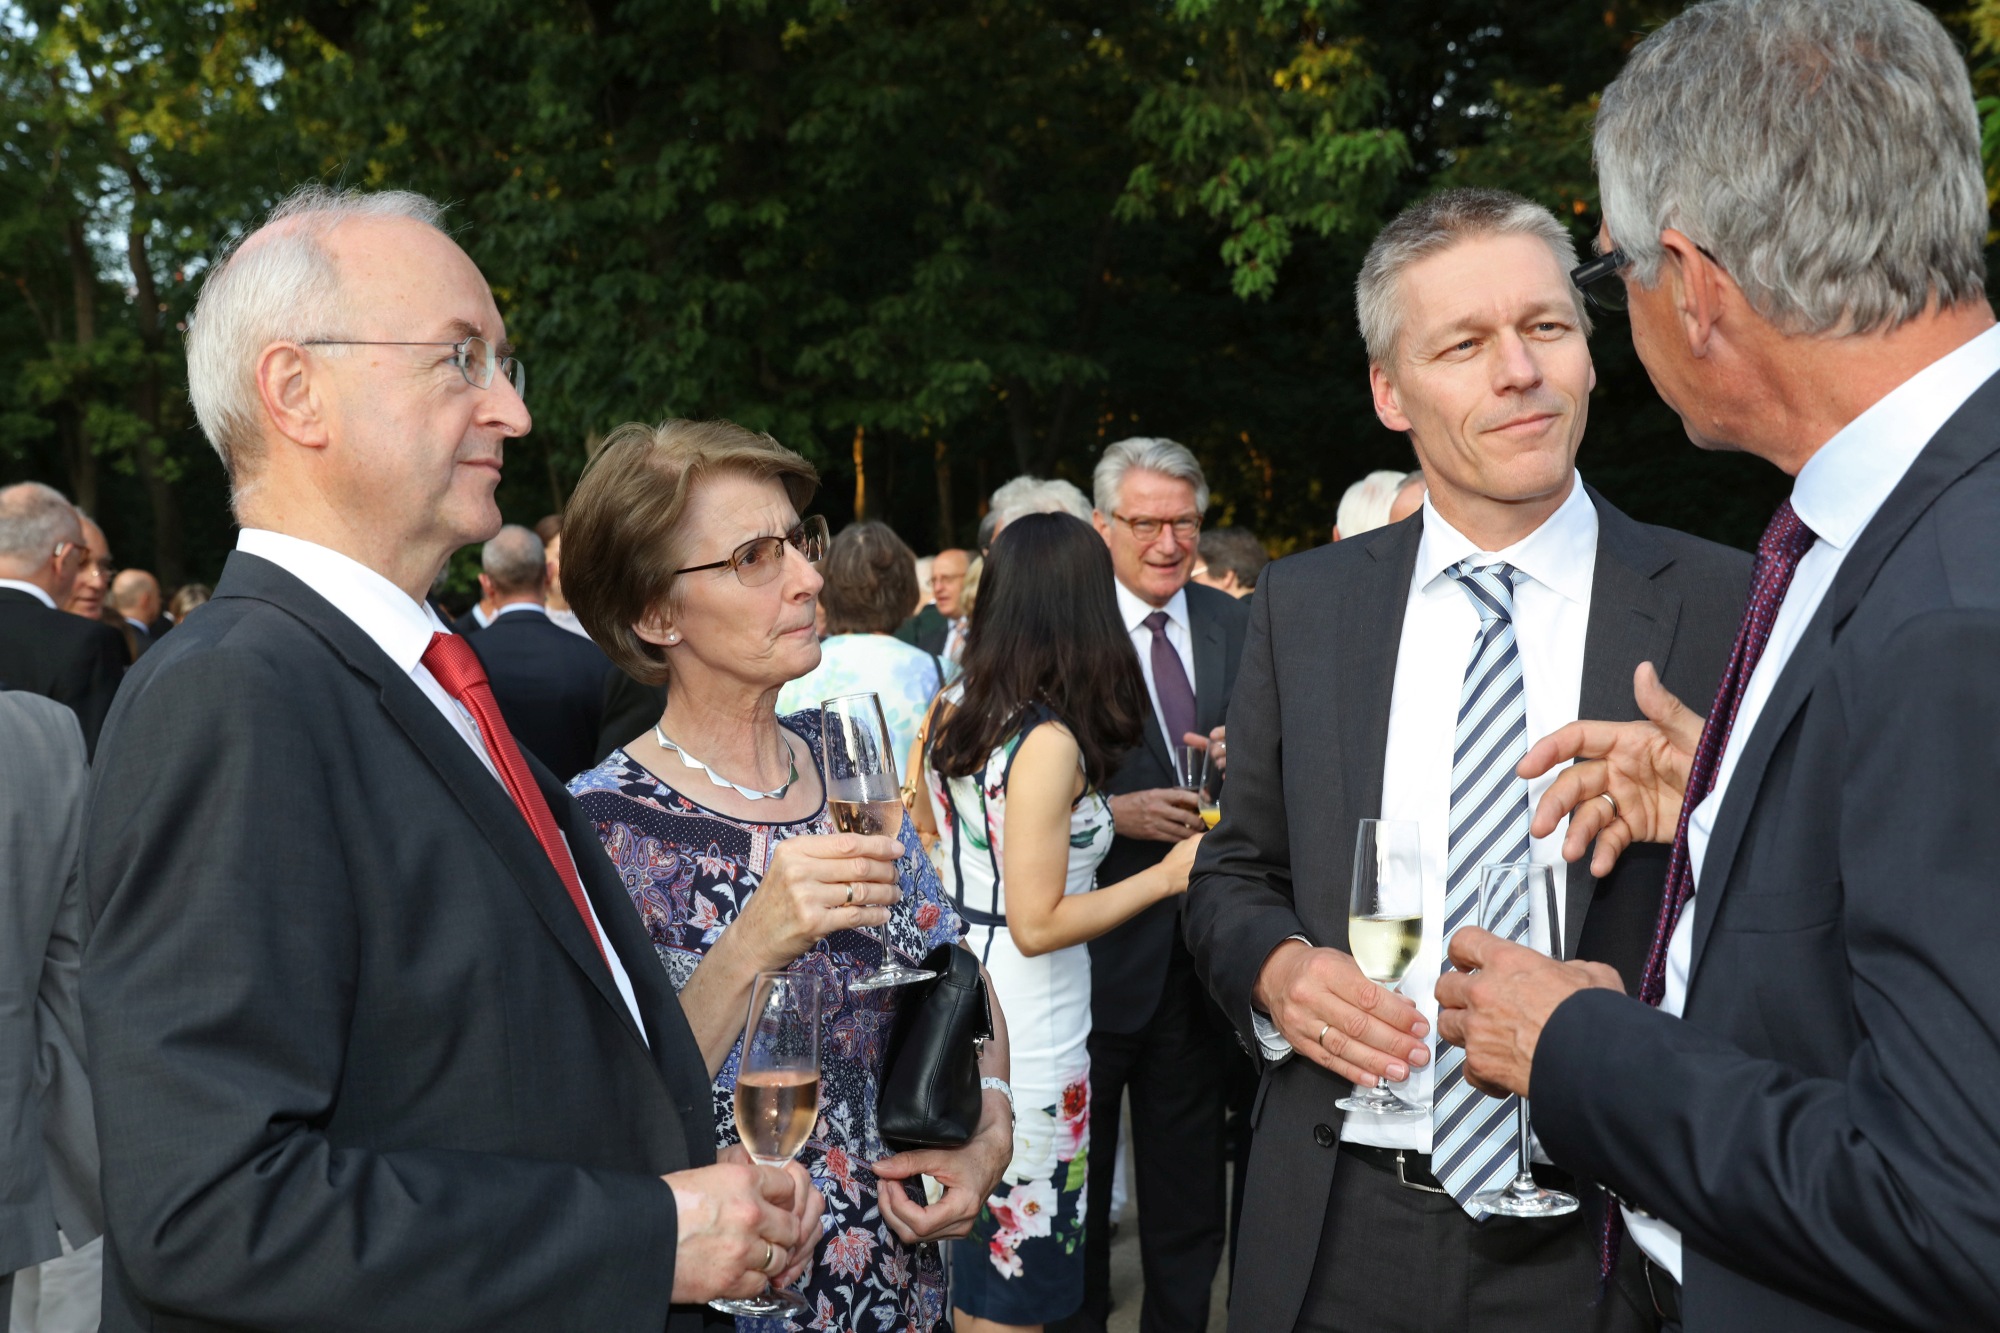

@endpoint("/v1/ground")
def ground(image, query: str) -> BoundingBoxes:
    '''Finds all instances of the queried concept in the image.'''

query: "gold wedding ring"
[845,884,856,906]
[763,1241,776,1273]
[1598,792,1620,818]
[1317,1021,1332,1047]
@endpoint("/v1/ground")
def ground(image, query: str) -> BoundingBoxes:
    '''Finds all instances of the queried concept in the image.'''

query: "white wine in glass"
[1468,862,1579,1219]
[820,692,936,989]
[1335,818,1426,1116]
[711,971,823,1318]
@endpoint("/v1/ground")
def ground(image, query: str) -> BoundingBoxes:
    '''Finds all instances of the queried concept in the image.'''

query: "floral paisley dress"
[570,710,963,1333]
[923,696,1114,1325]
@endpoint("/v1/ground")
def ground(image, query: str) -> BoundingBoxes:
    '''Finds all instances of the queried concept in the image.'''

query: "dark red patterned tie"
[1602,500,1816,1281]
[1143,610,1198,752]
[421,632,608,968]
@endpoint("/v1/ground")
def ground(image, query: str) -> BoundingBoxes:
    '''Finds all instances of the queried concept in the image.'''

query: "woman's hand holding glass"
[727,832,905,970]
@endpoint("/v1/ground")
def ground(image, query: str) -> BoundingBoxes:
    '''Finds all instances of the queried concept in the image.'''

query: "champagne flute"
[1335,818,1425,1115]
[710,971,823,1317]
[1468,862,1579,1218]
[1173,743,1222,829]
[820,692,936,989]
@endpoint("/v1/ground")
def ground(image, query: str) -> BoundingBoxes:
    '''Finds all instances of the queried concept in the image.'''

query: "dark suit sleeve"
[1183,563,1306,1058]
[1533,607,2000,1330]
[82,645,682,1333]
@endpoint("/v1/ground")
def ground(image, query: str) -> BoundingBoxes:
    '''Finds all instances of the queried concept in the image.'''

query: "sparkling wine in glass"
[1335,818,1426,1116]
[821,692,936,989]
[711,971,823,1317]
[1468,861,1579,1219]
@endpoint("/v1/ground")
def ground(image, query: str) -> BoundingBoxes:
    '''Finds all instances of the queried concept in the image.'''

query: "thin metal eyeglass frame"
[673,515,829,584]
[1112,511,1202,543]
[299,336,525,396]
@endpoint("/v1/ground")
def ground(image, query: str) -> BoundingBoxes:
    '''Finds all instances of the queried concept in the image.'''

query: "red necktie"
[420,631,608,968]
[1602,500,1816,1283]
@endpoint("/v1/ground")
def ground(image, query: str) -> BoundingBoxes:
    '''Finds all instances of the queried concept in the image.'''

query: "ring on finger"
[763,1241,776,1273]
[1317,1021,1331,1047]
[1598,792,1619,818]
[845,884,856,906]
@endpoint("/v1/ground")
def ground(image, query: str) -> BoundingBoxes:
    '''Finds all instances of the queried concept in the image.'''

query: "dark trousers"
[1293,1150,1656,1333]
[1075,942,1229,1333]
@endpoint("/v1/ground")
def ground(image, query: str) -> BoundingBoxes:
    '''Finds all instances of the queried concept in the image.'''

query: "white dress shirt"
[0,578,57,609]
[1252,478,1597,1157]
[545,605,592,640]
[1626,322,2000,1280]
[1115,580,1196,757]
[491,601,548,621]
[236,529,648,1040]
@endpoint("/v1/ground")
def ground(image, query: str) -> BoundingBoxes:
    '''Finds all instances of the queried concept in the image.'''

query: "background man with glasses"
[1058,436,1249,1333]
[79,184,817,1333]
[0,482,127,756]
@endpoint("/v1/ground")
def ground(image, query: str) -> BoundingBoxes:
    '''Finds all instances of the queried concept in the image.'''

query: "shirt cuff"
[1249,934,1314,1064]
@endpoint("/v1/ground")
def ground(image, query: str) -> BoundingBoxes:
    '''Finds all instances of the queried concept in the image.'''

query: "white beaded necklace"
[652,725,799,802]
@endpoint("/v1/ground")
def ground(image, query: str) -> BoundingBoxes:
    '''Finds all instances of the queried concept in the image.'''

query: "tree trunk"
[1003,376,1036,477]
[850,424,867,521]
[121,184,185,586]
[64,216,98,516]
[933,439,953,550]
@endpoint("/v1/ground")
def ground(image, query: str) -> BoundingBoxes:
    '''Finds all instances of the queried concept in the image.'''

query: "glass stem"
[1512,1097,1535,1192]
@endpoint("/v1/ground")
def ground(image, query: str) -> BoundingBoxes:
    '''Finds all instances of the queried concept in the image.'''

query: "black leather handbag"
[876,942,994,1151]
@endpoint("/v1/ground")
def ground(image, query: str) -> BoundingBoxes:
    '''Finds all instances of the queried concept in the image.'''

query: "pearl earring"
[667,633,679,643]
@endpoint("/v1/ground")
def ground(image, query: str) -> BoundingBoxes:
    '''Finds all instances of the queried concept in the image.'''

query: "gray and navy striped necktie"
[1433,559,1533,1215]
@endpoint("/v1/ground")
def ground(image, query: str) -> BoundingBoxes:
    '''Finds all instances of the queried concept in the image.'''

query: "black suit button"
[1313,1123,1335,1148]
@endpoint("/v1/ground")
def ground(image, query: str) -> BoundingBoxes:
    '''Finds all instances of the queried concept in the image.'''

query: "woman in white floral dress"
[914,515,1202,1333]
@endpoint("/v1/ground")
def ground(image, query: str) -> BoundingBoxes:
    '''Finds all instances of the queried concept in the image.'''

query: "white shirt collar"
[236,529,449,672]
[0,578,57,609]
[1115,577,1190,634]
[1790,323,2000,552]
[124,616,150,633]
[1414,471,1598,605]
[491,602,548,619]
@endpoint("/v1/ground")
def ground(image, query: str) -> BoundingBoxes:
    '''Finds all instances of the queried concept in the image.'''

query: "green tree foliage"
[2,0,1989,584]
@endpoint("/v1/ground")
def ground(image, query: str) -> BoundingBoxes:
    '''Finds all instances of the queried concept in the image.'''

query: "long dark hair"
[930,512,1146,789]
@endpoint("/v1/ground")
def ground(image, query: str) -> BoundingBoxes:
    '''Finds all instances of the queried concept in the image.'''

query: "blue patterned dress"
[570,710,964,1333]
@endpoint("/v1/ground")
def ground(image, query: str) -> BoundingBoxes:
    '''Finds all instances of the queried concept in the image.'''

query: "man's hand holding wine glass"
[663,1150,823,1304]
[1253,940,1430,1088]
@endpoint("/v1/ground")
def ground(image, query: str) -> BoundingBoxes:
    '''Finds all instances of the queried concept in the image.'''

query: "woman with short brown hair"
[564,420,1013,1332]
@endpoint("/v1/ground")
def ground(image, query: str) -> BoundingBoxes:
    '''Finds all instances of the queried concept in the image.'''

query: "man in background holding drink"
[1183,188,1746,1332]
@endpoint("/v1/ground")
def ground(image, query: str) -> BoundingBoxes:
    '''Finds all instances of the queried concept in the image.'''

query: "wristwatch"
[980,1076,1016,1122]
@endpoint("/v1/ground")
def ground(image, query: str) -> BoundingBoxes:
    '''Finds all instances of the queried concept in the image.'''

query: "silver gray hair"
[481,524,547,594]
[1335,469,1410,538]
[185,184,450,488]
[1596,0,1986,336]
[989,474,1093,527]
[0,482,83,567]
[1092,437,1210,517]
[1357,188,1590,365]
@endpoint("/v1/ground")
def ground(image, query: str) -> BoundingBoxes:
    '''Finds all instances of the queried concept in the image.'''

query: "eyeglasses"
[1113,512,1202,543]
[300,335,526,397]
[674,515,828,586]
[1570,249,1631,313]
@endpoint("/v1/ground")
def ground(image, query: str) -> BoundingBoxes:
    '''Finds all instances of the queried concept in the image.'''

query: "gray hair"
[481,524,547,594]
[1357,189,1590,365]
[185,184,450,487]
[989,474,1093,527]
[1596,0,1986,336]
[0,482,83,567]
[1092,437,1210,517]
[1335,469,1410,539]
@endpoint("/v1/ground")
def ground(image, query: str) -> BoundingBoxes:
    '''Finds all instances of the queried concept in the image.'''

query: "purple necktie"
[1602,499,1816,1283]
[1143,610,1198,751]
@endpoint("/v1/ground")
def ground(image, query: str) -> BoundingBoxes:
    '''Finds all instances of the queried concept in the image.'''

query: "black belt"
[1337,1140,1578,1197]
[1644,1258,1683,1324]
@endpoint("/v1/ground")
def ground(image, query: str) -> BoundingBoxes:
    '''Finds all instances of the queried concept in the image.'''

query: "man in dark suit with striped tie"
[1183,189,1748,1332]
[1440,3,2000,1329]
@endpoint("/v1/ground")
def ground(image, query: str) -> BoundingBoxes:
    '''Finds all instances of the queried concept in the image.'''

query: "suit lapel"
[1340,522,1423,842]
[1190,600,1229,735]
[1688,370,2000,978]
[217,553,654,1054]
[1570,491,1679,959]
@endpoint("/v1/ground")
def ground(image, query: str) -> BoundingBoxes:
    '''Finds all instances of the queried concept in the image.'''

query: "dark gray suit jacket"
[82,552,719,1333]
[1534,373,2000,1332]
[1093,579,1250,1033]
[1183,488,1749,1332]
[0,691,101,1276]
[0,588,127,758]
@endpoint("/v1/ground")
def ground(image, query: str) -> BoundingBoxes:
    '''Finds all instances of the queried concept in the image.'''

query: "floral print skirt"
[948,1068,1090,1324]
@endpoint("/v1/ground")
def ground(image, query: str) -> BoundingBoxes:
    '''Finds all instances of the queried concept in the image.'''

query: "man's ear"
[1370,362,1413,433]
[255,342,333,451]
[1660,228,1727,360]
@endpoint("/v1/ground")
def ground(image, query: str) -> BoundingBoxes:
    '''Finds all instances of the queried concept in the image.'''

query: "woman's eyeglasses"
[674,515,829,587]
